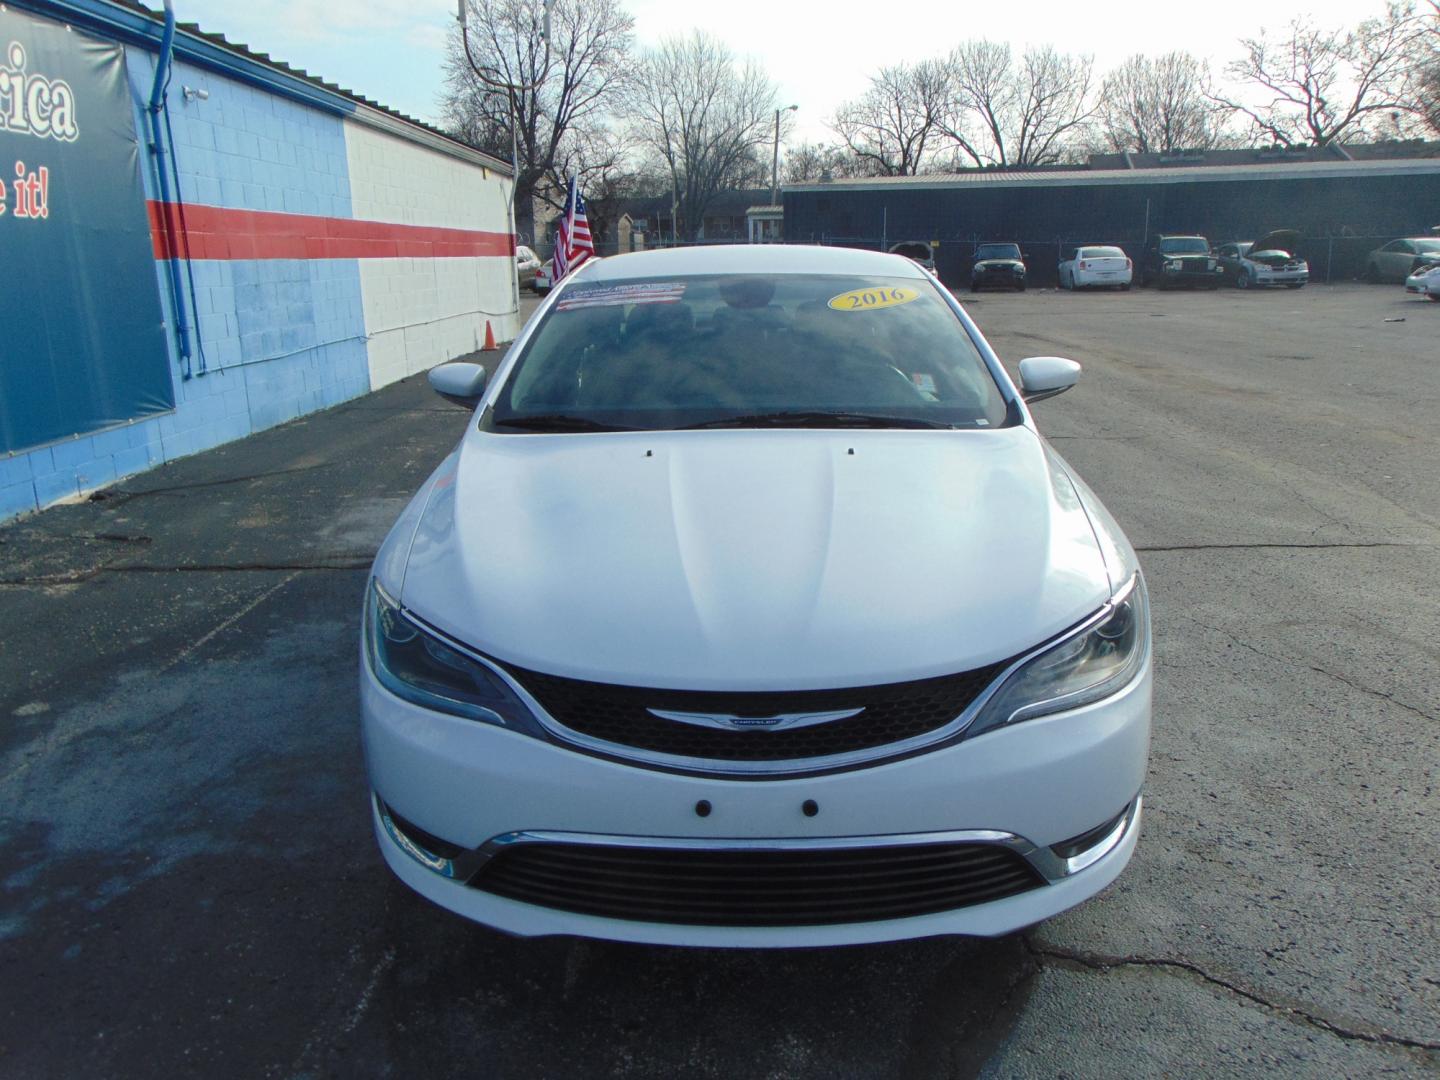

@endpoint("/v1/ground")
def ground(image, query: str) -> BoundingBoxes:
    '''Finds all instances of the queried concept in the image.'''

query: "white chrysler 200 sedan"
[361,245,1151,947]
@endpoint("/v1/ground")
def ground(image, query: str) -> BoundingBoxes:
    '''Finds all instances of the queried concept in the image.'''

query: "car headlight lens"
[968,574,1149,736]
[1165,259,1181,270]
[365,580,545,735]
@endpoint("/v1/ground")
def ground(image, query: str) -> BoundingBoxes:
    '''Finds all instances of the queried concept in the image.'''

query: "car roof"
[572,244,928,283]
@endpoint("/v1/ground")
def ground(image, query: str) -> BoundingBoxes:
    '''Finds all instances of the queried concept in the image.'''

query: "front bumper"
[1252,267,1308,286]
[361,655,1152,946]
[1157,266,1223,285]
[971,264,1026,288]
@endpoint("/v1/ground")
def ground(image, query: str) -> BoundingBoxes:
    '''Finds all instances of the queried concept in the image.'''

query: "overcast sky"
[179,0,1397,144]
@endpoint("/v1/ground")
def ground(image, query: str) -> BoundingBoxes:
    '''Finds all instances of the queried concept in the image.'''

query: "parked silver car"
[1364,237,1440,283]
[1216,230,1308,290]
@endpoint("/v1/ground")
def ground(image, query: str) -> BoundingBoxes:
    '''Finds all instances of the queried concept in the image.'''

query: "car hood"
[974,259,1025,270]
[1249,249,1301,266]
[1252,229,1301,254]
[398,427,1111,690]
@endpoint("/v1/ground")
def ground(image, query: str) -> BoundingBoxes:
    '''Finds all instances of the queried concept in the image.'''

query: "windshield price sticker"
[827,286,918,312]
[556,282,686,311]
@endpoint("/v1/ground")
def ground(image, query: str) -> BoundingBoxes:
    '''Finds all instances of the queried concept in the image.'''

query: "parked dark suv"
[970,242,1027,291]
[1141,235,1223,289]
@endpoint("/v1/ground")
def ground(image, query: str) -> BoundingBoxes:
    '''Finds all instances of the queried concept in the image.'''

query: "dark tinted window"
[489,274,1011,432]
[1158,237,1210,255]
[975,243,1022,260]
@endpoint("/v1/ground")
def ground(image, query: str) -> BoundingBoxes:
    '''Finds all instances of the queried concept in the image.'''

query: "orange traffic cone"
[481,320,498,351]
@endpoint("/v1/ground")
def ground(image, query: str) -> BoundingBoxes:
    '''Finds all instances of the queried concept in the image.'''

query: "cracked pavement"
[2,286,1437,1077]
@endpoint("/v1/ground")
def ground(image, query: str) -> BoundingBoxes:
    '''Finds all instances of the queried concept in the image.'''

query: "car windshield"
[488,273,1011,432]
[1415,239,1440,253]
[976,244,1021,260]
[1159,238,1209,254]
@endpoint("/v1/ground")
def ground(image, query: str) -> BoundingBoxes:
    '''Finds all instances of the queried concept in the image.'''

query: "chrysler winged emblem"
[646,707,864,732]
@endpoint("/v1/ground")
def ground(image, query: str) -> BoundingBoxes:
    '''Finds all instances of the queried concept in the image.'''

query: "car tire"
[1237,270,1252,290]
[1120,283,1131,291]
[1365,262,1381,284]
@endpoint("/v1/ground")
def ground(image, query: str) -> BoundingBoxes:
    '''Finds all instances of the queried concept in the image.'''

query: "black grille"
[472,840,1044,926]
[508,662,1008,762]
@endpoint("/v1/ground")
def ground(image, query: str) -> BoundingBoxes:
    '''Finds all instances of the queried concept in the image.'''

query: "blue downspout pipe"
[147,0,192,375]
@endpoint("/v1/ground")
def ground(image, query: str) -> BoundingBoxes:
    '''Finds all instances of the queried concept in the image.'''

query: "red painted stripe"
[147,201,515,261]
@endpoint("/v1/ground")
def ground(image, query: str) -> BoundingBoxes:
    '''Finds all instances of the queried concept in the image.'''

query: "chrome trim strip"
[1058,796,1141,876]
[646,707,865,731]
[472,826,1052,881]
[378,795,1142,887]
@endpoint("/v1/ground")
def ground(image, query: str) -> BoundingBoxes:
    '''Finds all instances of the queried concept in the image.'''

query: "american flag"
[550,177,594,284]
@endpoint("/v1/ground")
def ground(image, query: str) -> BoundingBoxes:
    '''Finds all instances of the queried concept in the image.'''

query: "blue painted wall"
[1,47,369,521]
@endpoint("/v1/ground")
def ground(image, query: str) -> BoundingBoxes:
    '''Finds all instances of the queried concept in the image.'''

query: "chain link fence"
[812,233,1422,288]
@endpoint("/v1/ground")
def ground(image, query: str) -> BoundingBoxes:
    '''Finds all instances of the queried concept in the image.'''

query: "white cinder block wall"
[345,123,520,390]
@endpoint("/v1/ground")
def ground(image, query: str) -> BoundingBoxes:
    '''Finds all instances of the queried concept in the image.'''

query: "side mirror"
[428,361,488,407]
[1018,356,1081,403]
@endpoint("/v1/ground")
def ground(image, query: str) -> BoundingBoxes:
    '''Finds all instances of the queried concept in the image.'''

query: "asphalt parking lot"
[2,283,1437,1079]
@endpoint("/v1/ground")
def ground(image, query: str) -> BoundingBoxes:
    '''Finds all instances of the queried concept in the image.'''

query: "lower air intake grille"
[507,662,1009,762]
[472,840,1044,926]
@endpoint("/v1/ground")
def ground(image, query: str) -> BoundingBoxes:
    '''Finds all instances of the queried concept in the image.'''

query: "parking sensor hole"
[695,800,712,817]
[802,799,819,817]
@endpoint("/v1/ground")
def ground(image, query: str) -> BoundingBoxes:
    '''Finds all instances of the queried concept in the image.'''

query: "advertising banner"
[0,6,172,455]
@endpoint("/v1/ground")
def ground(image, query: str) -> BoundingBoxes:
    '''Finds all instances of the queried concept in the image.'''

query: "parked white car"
[531,260,553,295]
[1404,263,1440,301]
[514,245,542,289]
[363,244,1151,947]
[1058,246,1132,290]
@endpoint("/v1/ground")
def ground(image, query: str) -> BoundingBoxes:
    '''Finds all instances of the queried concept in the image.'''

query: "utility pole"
[771,104,797,207]
[456,0,555,311]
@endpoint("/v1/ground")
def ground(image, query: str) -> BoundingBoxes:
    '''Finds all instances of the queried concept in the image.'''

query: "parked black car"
[1141,235,1223,289]
[970,242,1027,291]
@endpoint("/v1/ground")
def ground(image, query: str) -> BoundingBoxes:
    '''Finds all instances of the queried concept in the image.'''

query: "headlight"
[1165,260,1181,270]
[968,574,1149,736]
[365,580,546,735]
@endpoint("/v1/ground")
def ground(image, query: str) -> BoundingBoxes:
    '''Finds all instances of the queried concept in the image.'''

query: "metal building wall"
[783,171,1440,287]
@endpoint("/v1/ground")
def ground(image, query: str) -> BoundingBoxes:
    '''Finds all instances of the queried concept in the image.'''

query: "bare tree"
[830,61,950,176]
[1211,3,1429,146]
[782,141,877,183]
[1413,1,1440,134]
[441,0,633,243]
[625,32,781,241]
[1098,53,1232,153]
[541,125,634,249]
[939,42,1095,166]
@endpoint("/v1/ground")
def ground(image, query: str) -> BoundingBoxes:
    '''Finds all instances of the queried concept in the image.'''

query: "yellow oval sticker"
[827,286,919,312]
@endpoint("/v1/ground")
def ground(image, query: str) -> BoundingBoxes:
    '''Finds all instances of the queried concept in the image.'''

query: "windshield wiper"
[681,410,947,431]
[491,413,637,433]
